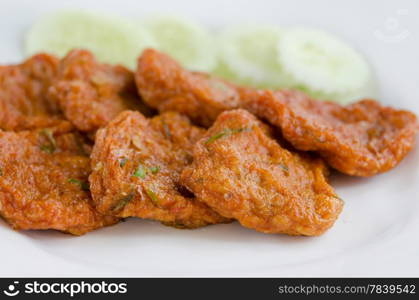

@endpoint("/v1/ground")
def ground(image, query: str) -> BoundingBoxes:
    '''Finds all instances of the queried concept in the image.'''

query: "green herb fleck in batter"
[205,127,251,145]
[40,128,56,153]
[112,192,135,212]
[133,164,147,179]
[119,157,128,167]
[150,166,160,174]
[145,188,159,205]
[68,178,90,191]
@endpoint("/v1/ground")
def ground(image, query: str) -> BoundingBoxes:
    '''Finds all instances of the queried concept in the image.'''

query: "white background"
[0,0,418,277]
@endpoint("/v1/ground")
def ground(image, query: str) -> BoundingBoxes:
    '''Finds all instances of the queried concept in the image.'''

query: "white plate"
[1,0,418,277]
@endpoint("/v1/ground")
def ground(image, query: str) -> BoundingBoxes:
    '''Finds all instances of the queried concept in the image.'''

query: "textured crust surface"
[181,109,343,236]
[89,110,230,228]
[135,50,418,176]
[49,49,153,133]
[136,49,240,127]
[241,89,419,176]
[0,124,118,235]
[0,53,64,131]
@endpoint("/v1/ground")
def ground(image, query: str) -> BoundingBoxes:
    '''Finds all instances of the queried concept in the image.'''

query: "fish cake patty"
[136,50,418,176]
[0,53,64,131]
[0,123,118,235]
[89,110,230,228]
[181,109,343,236]
[49,49,153,133]
[242,88,418,176]
[136,48,240,127]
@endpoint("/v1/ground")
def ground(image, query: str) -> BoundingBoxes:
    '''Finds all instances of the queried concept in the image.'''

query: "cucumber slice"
[142,15,216,72]
[217,25,295,88]
[277,27,372,95]
[299,76,379,104]
[212,62,256,87]
[25,10,157,69]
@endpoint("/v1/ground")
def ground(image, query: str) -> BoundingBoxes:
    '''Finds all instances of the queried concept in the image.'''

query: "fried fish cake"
[89,110,229,228]
[136,48,240,127]
[0,123,118,235]
[135,50,418,176]
[0,53,64,131]
[180,109,343,236]
[49,49,153,133]
[241,88,418,176]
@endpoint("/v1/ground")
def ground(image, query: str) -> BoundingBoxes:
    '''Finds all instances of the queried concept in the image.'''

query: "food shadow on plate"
[330,142,419,190]
[21,217,315,245]
[328,170,373,189]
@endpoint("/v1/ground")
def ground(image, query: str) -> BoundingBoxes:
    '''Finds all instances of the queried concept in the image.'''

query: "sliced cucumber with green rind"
[277,27,372,95]
[25,10,157,69]
[142,15,216,71]
[25,11,378,104]
[212,61,259,87]
[217,24,295,88]
[299,76,379,104]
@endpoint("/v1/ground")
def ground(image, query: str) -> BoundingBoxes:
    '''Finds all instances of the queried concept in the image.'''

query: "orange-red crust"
[136,49,240,127]
[181,109,343,236]
[0,53,64,131]
[135,49,418,176]
[241,89,418,176]
[49,49,153,133]
[0,124,118,235]
[89,110,230,228]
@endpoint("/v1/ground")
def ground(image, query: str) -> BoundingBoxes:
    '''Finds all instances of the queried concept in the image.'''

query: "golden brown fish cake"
[0,53,64,131]
[181,109,343,236]
[89,110,230,228]
[241,88,419,176]
[0,123,118,235]
[136,48,240,127]
[49,49,153,133]
[135,50,418,176]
